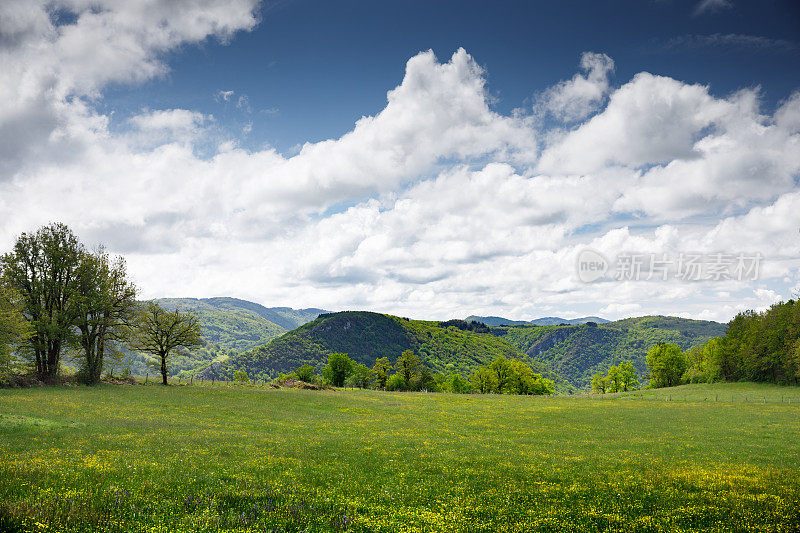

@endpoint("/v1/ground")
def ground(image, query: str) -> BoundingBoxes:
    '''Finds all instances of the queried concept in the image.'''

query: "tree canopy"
[1,223,83,381]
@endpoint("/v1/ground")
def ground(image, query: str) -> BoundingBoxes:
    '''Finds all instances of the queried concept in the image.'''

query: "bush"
[386,373,406,391]
[295,364,315,383]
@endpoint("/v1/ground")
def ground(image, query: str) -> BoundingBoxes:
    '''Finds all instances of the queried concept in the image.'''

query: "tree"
[618,361,639,391]
[443,373,468,394]
[322,352,353,387]
[370,357,392,389]
[347,363,371,388]
[590,372,608,394]
[394,350,422,389]
[607,364,622,393]
[127,302,203,385]
[0,281,30,376]
[646,343,686,388]
[489,357,513,393]
[73,250,137,384]
[470,366,497,393]
[295,364,316,383]
[470,357,553,395]
[0,223,83,381]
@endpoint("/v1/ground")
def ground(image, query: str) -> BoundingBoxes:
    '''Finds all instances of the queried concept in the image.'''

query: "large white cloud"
[0,2,798,323]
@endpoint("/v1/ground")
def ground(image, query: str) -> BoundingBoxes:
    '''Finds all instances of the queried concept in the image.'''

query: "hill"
[121,298,326,377]
[196,312,572,392]
[466,315,609,326]
[491,316,726,390]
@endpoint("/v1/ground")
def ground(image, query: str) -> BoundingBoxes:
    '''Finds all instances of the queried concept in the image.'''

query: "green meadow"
[1,383,799,532]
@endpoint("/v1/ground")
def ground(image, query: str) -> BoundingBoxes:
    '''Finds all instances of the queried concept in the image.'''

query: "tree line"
[646,300,800,389]
[278,351,554,395]
[0,223,203,385]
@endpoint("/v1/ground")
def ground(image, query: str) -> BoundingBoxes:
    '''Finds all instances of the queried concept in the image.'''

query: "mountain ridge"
[466,315,610,326]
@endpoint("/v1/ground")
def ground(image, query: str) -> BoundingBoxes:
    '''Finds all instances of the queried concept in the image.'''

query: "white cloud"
[535,52,614,123]
[0,4,798,324]
[0,0,259,176]
[215,90,235,102]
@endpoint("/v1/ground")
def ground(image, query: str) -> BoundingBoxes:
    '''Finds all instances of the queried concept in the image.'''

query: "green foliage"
[618,361,639,391]
[494,316,725,390]
[470,356,553,395]
[233,369,250,383]
[0,281,30,377]
[385,373,406,391]
[204,311,571,392]
[322,352,353,387]
[346,363,371,388]
[592,360,638,393]
[73,249,137,384]
[370,357,392,389]
[710,301,800,385]
[440,372,469,394]
[0,223,83,381]
[295,364,316,383]
[590,372,608,394]
[646,343,686,388]
[394,350,421,390]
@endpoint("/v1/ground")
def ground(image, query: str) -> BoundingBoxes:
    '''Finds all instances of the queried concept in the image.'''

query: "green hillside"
[122,298,326,377]
[197,311,571,392]
[492,316,727,389]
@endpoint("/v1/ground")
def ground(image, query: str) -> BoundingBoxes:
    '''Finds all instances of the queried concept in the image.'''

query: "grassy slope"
[494,316,727,390]
[201,311,570,391]
[1,383,799,532]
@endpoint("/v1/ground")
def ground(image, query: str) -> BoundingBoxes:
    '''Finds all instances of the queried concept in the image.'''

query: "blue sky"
[102,0,800,154]
[1,0,799,322]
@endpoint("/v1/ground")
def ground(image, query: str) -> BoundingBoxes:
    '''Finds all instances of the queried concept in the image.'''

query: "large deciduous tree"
[370,357,392,389]
[394,350,422,389]
[646,343,686,388]
[127,302,202,385]
[0,223,83,381]
[73,249,137,384]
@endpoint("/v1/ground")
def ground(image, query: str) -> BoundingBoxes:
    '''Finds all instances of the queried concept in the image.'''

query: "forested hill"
[154,297,326,350]
[123,298,326,377]
[195,311,571,392]
[492,316,726,389]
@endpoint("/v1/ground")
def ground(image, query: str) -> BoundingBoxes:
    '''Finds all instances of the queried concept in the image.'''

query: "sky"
[1,0,799,323]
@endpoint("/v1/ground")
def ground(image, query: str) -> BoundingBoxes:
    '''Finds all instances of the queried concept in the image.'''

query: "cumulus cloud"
[535,52,615,123]
[0,0,259,176]
[0,2,798,323]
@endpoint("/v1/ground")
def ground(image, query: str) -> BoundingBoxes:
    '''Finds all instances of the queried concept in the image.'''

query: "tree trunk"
[160,353,168,385]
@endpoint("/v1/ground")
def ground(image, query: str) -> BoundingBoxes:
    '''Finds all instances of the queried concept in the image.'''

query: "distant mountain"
[196,312,572,393]
[466,315,610,326]
[492,316,726,390]
[155,297,327,348]
[122,298,326,377]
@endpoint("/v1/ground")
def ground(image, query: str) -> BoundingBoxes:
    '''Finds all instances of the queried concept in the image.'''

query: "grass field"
[1,383,799,532]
